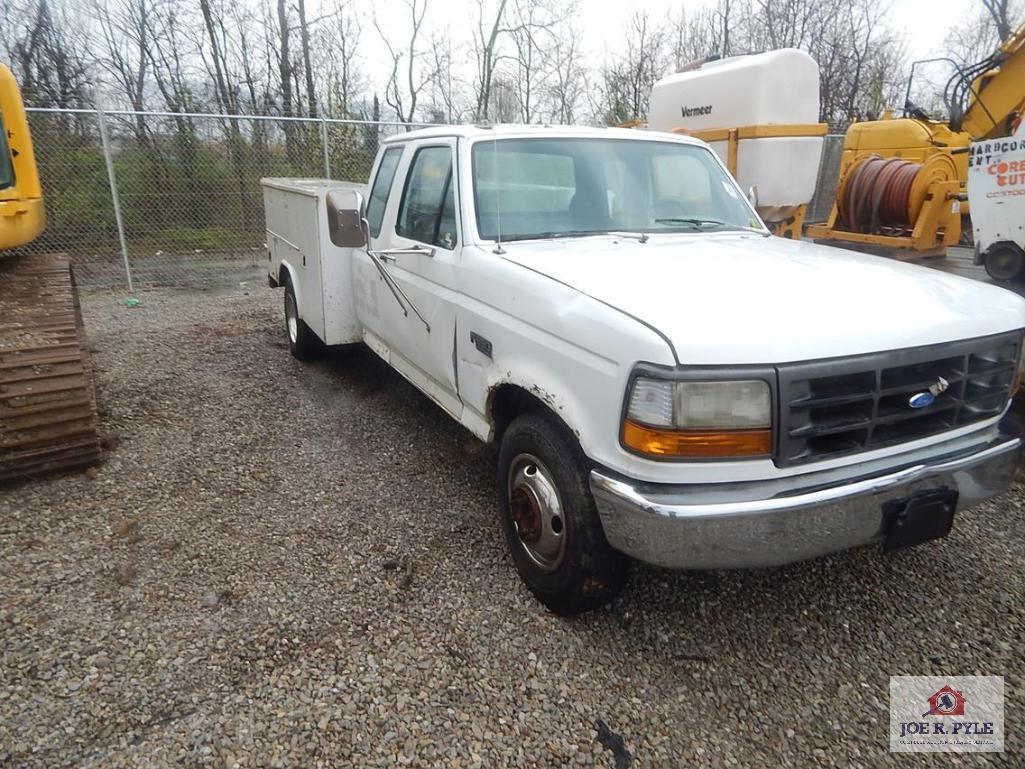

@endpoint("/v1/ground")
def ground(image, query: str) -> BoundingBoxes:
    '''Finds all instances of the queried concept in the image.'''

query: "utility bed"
[262,178,365,346]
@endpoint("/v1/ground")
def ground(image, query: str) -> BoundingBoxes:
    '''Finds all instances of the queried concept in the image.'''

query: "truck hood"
[501,233,1025,365]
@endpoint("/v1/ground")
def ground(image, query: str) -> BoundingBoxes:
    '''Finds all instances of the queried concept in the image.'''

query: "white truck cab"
[264,125,1025,614]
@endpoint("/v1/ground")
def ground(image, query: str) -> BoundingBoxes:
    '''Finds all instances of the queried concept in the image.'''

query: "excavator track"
[1,254,101,482]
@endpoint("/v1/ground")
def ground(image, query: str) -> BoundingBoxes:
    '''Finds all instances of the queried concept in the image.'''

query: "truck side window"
[397,146,457,250]
[367,146,403,238]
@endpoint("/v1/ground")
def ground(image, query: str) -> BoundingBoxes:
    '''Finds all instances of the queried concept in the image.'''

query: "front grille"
[777,331,1022,466]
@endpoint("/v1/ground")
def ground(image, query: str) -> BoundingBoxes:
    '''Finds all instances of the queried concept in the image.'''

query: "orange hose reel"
[837,153,959,233]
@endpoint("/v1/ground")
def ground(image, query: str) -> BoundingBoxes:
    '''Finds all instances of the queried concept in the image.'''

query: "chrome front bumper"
[589,435,1021,570]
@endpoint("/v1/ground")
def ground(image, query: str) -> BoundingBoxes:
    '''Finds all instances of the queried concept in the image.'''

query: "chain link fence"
[21,108,428,289]
[20,110,846,289]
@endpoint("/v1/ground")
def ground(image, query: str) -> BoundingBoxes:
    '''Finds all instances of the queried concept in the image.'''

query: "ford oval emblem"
[908,392,935,409]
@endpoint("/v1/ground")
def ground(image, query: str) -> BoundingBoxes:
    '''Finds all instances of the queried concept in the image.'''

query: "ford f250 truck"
[263,125,1025,614]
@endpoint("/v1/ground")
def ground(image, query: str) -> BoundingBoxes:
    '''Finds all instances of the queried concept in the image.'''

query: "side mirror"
[326,188,367,248]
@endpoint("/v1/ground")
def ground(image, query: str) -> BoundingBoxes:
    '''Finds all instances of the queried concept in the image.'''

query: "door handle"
[377,244,436,258]
[379,253,397,263]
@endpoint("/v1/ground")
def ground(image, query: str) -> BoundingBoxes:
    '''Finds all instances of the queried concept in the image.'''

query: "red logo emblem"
[923,685,966,717]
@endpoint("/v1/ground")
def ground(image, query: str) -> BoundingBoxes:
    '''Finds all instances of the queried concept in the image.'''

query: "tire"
[497,413,628,614]
[983,243,1025,283]
[283,278,321,360]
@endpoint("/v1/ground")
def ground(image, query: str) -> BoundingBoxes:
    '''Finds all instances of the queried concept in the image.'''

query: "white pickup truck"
[263,125,1025,614]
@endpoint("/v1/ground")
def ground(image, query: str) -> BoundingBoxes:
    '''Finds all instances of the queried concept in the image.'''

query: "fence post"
[96,109,133,292]
[320,118,331,179]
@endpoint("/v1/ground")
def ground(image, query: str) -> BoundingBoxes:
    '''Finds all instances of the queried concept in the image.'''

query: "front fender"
[482,343,621,466]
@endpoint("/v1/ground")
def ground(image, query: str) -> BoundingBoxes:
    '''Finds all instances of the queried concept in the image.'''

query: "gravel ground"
[1,285,1022,768]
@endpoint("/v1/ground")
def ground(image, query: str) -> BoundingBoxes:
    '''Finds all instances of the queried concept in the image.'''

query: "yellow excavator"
[807,24,1025,256]
[0,63,101,482]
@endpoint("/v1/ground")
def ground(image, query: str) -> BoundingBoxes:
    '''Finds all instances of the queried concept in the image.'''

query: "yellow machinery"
[0,63,101,482]
[0,65,45,247]
[807,24,1025,256]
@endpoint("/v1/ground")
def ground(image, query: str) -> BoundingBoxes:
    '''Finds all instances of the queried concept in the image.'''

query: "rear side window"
[367,146,403,238]
[397,146,457,249]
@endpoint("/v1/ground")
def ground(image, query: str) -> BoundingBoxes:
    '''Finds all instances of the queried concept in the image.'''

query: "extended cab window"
[367,146,403,238]
[397,146,457,250]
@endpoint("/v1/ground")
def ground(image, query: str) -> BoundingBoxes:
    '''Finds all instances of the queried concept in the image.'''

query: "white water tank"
[648,49,823,216]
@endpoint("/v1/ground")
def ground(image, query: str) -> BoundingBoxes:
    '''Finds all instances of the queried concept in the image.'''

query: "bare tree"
[145,0,198,115]
[812,0,904,127]
[510,0,563,123]
[0,0,929,143]
[752,0,824,50]
[425,31,459,122]
[197,0,241,115]
[490,75,519,122]
[275,0,293,117]
[375,0,432,124]
[947,0,1022,65]
[472,0,510,121]
[93,0,150,142]
[296,0,318,118]
[320,0,364,118]
[983,0,1016,39]
[2,0,93,113]
[595,10,669,124]
[546,26,584,124]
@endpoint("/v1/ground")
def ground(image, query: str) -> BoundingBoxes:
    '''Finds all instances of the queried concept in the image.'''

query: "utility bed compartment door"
[264,183,325,339]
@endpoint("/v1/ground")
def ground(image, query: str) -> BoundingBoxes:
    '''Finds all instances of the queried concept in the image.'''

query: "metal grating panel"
[1,254,102,482]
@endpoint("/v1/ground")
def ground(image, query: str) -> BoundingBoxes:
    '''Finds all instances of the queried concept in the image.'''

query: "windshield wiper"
[654,217,728,228]
[501,230,614,242]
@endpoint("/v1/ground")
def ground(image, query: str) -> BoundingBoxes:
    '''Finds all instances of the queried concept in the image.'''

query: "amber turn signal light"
[622,420,772,458]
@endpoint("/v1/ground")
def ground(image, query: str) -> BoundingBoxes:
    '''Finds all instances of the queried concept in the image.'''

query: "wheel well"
[278,265,292,287]
[488,384,578,445]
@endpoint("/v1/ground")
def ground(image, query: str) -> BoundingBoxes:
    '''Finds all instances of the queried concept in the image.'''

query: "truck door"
[368,138,461,411]
[352,144,407,353]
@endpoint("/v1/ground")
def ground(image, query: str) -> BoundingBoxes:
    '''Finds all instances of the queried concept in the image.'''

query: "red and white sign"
[968,120,1025,255]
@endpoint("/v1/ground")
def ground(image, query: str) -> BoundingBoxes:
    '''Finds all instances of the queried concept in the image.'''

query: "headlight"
[623,377,772,458]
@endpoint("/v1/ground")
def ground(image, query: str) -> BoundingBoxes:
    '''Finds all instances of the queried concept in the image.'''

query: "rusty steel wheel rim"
[507,453,567,572]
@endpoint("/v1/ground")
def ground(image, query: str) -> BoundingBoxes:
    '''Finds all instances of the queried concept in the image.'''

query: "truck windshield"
[471,137,761,242]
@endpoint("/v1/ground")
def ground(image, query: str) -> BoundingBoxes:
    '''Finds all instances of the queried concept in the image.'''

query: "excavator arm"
[958,24,1025,140]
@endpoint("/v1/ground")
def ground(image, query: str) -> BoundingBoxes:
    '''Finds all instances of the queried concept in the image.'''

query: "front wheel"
[283,279,320,360]
[983,243,1025,283]
[497,414,628,614]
